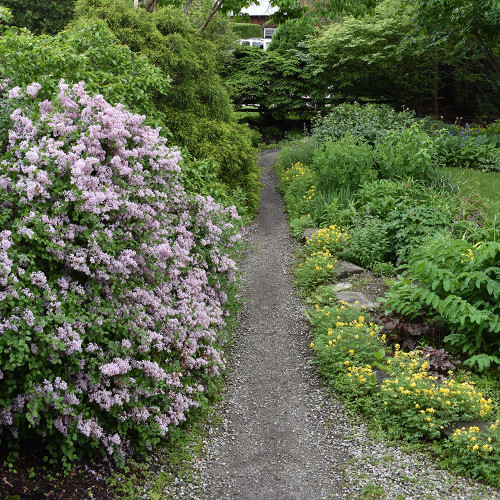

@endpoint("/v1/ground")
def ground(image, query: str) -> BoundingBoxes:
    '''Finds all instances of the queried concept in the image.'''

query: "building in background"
[238,0,278,37]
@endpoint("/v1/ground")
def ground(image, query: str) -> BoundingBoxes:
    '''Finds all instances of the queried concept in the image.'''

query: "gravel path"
[162,150,500,500]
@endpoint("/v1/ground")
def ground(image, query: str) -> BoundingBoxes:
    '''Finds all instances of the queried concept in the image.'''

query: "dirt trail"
[197,150,348,499]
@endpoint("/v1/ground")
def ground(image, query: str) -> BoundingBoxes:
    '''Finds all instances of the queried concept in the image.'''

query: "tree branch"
[183,0,194,15]
[198,0,223,32]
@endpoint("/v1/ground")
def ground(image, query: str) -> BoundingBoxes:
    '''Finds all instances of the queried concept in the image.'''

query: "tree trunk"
[183,0,194,15]
[143,0,158,13]
[198,0,223,32]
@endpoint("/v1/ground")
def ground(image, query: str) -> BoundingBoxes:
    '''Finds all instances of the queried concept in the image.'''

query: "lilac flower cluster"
[0,81,242,460]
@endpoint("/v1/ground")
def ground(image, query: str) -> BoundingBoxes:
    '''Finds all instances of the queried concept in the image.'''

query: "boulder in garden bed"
[301,228,319,243]
[329,282,352,292]
[336,291,375,310]
[335,261,365,280]
[441,420,493,439]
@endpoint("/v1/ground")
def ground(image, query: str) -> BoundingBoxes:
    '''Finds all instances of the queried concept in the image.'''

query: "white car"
[237,38,272,50]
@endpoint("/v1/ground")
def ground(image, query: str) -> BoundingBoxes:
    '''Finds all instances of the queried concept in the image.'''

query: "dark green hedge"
[232,22,262,39]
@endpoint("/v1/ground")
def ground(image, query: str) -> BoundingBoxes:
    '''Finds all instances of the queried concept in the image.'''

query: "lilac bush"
[0,81,242,463]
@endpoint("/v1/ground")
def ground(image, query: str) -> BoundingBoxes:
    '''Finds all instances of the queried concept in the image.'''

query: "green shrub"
[374,122,437,181]
[280,162,315,219]
[1,0,74,34]
[289,215,314,238]
[385,202,454,264]
[73,0,259,213]
[275,137,317,178]
[355,179,423,219]
[372,261,396,276]
[381,239,500,369]
[0,19,170,150]
[312,134,377,192]
[268,17,315,54]
[342,217,391,268]
[320,199,357,229]
[350,179,464,265]
[312,103,416,146]
[433,126,500,173]
[231,22,261,39]
[307,185,356,227]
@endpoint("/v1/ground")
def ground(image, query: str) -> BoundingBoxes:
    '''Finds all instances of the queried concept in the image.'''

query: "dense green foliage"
[0,19,170,144]
[74,0,259,212]
[222,17,323,119]
[311,13,433,108]
[268,17,315,53]
[0,0,75,34]
[231,22,262,38]
[282,101,500,487]
[382,239,500,369]
[226,0,499,118]
[222,45,319,120]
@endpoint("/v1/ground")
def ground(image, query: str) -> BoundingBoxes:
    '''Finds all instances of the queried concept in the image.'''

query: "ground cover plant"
[294,225,348,293]
[0,81,244,467]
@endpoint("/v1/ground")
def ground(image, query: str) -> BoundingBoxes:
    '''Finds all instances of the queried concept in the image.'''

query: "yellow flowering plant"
[303,225,349,259]
[377,345,492,440]
[443,421,500,487]
[294,250,338,292]
[308,303,385,394]
[281,163,316,220]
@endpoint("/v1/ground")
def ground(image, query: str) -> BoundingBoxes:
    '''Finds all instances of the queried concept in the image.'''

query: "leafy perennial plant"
[0,81,242,464]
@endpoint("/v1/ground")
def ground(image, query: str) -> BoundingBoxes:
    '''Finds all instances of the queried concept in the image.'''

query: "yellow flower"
[349,349,354,355]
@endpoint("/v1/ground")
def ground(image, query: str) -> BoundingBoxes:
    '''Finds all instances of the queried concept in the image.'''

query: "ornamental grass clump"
[0,81,242,464]
[304,225,348,258]
[443,421,500,486]
[378,346,492,440]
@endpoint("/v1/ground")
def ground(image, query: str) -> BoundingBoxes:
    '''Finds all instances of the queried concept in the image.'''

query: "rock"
[441,420,493,439]
[301,228,319,242]
[373,368,391,386]
[334,261,365,280]
[329,282,352,292]
[336,291,375,310]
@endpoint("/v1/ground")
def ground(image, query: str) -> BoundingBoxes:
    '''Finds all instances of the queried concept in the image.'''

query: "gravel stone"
[159,150,500,500]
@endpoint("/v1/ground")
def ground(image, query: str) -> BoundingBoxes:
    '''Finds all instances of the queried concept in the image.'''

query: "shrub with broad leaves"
[0,81,242,465]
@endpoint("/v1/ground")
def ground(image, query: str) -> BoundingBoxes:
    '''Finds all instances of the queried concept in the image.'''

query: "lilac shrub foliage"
[0,81,242,462]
